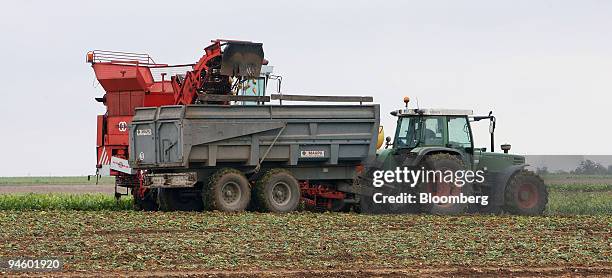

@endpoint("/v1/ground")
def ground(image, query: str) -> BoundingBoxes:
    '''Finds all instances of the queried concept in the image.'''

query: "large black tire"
[503,170,548,215]
[358,163,416,214]
[417,153,472,215]
[203,168,251,212]
[132,188,158,211]
[359,195,385,214]
[476,197,503,214]
[255,169,301,213]
[157,187,203,212]
[357,164,386,214]
[360,182,417,214]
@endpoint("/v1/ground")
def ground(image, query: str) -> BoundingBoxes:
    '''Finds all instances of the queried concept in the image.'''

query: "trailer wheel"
[204,168,251,212]
[503,170,548,215]
[256,169,300,213]
[157,187,203,212]
[132,188,158,211]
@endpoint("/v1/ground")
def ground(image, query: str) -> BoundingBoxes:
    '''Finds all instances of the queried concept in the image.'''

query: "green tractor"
[358,98,548,215]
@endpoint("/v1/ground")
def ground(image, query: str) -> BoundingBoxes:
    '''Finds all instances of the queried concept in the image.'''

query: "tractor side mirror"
[385,136,392,149]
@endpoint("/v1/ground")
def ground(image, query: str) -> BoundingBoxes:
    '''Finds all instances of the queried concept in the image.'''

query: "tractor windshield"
[395,116,447,148]
[395,116,422,148]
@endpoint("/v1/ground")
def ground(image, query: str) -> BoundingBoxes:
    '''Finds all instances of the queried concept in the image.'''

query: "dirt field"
[0,176,116,195]
[9,266,611,277]
[0,184,115,195]
[0,212,609,277]
[0,176,610,276]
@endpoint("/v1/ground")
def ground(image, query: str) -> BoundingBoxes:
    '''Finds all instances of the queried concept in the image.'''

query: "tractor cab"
[391,108,474,152]
[384,98,521,173]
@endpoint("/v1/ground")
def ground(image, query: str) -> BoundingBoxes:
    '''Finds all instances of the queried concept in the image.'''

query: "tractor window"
[447,117,472,148]
[395,117,421,148]
[422,117,444,146]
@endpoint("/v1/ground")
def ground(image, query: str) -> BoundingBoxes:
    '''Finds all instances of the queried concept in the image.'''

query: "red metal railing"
[88,50,162,66]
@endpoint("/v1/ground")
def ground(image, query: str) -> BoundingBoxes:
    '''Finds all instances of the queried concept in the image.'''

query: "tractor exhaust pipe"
[488,111,496,152]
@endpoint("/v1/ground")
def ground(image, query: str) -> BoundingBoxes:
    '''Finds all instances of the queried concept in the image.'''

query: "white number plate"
[136,129,152,136]
[300,150,325,158]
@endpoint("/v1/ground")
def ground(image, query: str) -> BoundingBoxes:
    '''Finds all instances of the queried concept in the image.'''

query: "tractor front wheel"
[203,168,251,212]
[503,170,548,215]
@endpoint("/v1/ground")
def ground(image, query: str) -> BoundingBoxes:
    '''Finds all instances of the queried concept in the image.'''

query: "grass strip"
[547,183,612,192]
[0,193,132,211]
[0,191,609,215]
[547,191,612,215]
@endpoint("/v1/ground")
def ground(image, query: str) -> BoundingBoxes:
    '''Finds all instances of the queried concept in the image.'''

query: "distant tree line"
[536,160,612,175]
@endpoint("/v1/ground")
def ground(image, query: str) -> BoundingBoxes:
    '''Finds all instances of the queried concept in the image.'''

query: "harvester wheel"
[132,188,158,211]
[503,170,548,215]
[255,169,300,213]
[204,168,251,212]
[157,187,203,212]
[418,153,472,215]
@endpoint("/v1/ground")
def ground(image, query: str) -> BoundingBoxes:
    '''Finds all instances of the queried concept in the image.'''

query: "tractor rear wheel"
[358,163,416,214]
[503,170,548,215]
[418,153,472,215]
[157,187,204,212]
[255,169,301,213]
[359,195,387,214]
[203,168,251,212]
[132,188,158,211]
[359,184,415,214]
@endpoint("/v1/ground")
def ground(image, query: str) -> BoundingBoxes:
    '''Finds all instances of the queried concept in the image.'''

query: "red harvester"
[87,39,267,209]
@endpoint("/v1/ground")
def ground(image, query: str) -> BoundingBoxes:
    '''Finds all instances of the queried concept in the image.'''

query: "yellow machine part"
[376,126,385,149]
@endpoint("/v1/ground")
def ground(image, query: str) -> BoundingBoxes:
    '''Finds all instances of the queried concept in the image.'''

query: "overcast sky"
[0,0,611,176]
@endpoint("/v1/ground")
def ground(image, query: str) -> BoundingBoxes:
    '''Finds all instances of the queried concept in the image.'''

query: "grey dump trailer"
[129,103,380,212]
